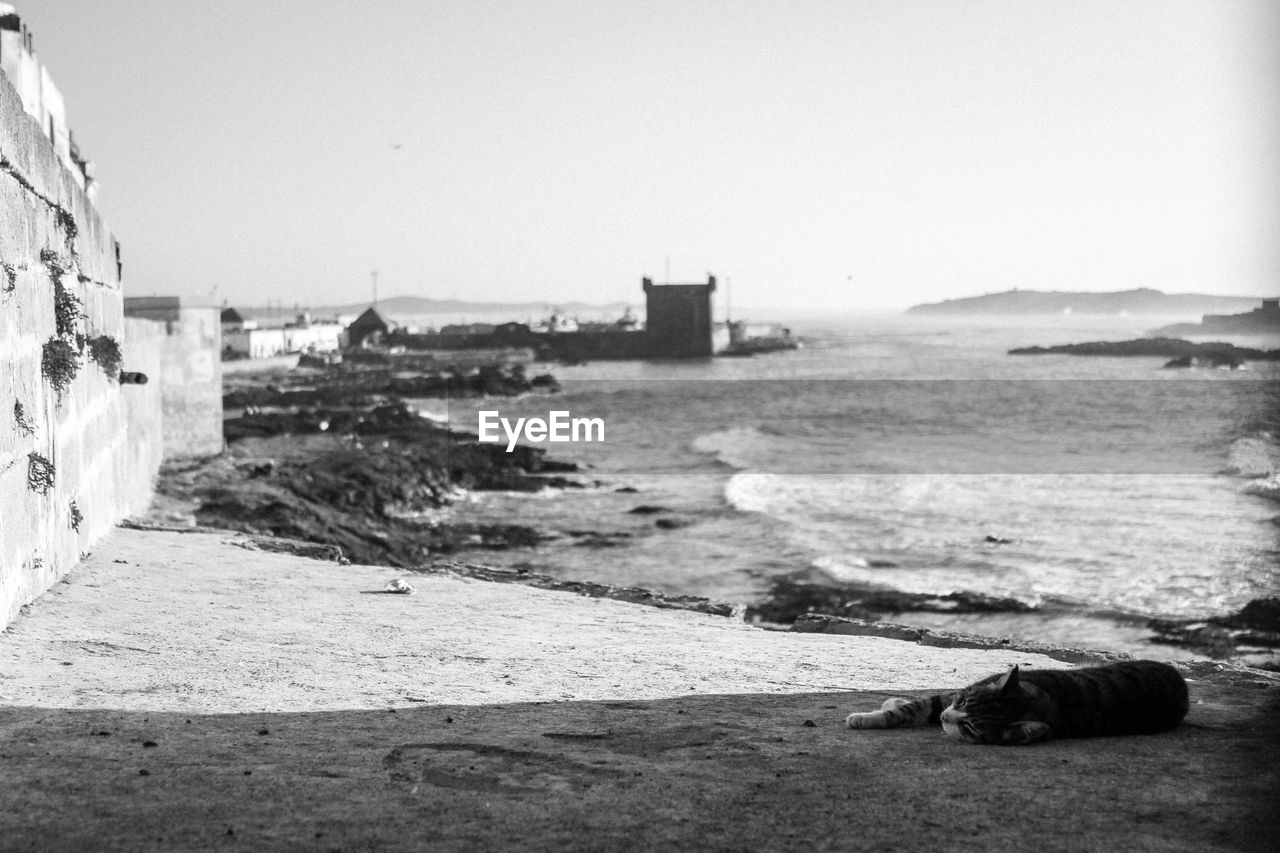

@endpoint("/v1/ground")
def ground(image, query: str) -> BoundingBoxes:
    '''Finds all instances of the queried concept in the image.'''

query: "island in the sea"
[907,288,1265,316]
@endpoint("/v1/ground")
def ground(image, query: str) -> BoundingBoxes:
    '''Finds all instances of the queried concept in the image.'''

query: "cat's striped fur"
[845,660,1188,746]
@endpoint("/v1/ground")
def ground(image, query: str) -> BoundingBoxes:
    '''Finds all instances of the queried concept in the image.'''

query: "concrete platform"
[1,528,1276,851]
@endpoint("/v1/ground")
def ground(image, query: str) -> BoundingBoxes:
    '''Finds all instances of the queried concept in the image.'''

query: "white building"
[220,309,342,359]
[223,328,287,360]
[283,317,342,354]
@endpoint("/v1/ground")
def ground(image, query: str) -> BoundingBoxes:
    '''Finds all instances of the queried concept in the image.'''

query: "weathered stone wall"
[0,71,160,626]
[160,307,223,459]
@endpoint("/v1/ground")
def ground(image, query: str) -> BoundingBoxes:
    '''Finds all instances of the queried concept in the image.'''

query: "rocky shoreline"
[155,361,586,567]
[155,357,1280,667]
[748,571,1280,669]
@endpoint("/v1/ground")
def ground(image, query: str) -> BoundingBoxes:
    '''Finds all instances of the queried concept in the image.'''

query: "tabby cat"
[845,660,1188,746]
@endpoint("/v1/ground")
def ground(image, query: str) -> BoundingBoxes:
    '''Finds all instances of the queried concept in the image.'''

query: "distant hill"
[906,289,1266,317]
[239,295,635,322]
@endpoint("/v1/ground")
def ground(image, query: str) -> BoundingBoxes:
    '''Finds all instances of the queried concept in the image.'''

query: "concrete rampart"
[160,308,222,458]
[0,70,161,626]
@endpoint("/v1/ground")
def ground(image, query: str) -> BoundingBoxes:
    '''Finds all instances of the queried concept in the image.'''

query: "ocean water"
[427,314,1280,657]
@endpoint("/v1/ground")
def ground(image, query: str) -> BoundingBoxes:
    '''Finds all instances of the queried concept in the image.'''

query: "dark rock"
[627,505,670,515]
[561,530,633,548]
[1148,597,1280,657]
[1008,337,1278,362]
[791,614,1128,665]
[164,360,584,568]
[223,363,556,412]
[1163,354,1243,369]
[747,576,1035,625]
[1219,597,1280,633]
[654,518,691,530]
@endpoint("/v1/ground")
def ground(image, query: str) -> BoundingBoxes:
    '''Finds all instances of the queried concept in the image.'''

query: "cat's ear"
[996,665,1021,697]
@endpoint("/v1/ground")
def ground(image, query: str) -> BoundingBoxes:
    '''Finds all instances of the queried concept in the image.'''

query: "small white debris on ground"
[384,578,416,595]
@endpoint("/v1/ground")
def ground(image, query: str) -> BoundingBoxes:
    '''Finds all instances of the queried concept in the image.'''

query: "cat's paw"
[845,711,870,729]
[1000,721,1052,745]
[845,711,887,729]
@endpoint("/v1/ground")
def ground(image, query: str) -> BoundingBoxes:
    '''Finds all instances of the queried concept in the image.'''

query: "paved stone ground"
[1,528,1276,851]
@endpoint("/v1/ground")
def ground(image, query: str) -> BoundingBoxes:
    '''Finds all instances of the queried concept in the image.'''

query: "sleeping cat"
[845,659,1188,745]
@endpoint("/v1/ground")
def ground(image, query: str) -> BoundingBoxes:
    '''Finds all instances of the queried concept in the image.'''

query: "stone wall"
[0,71,161,626]
[160,308,222,459]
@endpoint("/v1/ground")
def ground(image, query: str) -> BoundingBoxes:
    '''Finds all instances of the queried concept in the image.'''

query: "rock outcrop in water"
[1148,597,1280,666]
[746,575,1035,626]
[749,575,1280,669]
[1007,338,1280,363]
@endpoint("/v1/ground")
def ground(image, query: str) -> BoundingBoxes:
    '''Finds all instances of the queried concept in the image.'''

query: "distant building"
[124,296,183,332]
[730,321,788,344]
[223,327,286,360]
[494,321,532,338]
[712,322,732,354]
[643,275,716,357]
[537,313,579,334]
[283,312,342,354]
[219,307,256,334]
[345,307,390,349]
[218,308,340,358]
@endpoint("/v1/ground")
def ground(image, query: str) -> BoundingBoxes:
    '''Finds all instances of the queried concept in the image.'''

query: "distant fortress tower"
[642,274,716,357]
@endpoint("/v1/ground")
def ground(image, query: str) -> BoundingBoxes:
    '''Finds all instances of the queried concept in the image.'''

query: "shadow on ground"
[1,681,1277,852]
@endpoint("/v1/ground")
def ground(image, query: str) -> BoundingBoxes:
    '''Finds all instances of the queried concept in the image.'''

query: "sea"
[414,313,1280,659]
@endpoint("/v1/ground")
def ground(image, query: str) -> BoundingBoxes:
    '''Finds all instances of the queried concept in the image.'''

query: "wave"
[1227,434,1280,504]
[1226,434,1280,478]
[1242,477,1280,504]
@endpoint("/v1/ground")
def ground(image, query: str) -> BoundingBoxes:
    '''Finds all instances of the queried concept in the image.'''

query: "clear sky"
[10,0,1280,312]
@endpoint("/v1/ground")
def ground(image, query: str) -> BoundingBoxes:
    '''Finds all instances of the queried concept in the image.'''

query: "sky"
[9,0,1280,313]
